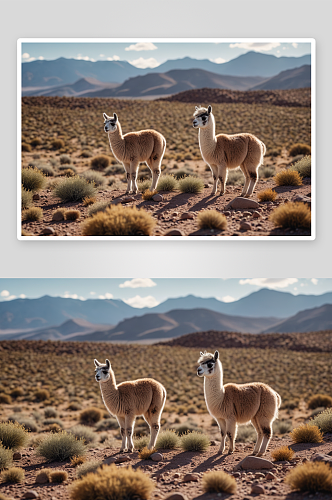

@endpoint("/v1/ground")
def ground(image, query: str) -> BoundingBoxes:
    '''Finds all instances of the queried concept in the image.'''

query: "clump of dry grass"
[138,447,157,460]
[83,196,96,206]
[290,424,323,444]
[22,167,46,192]
[257,187,277,202]
[134,436,149,451]
[0,394,11,404]
[69,464,155,500]
[51,139,65,150]
[138,180,151,192]
[70,456,86,467]
[157,174,178,192]
[1,467,25,484]
[50,470,68,483]
[309,408,332,434]
[76,460,103,479]
[35,469,52,483]
[34,389,50,401]
[59,154,71,165]
[65,210,80,221]
[82,205,156,236]
[197,210,227,230]
[142,189,157,200]
[54,176,97,202]
[179,176,204,193]
[79,408,103,426]
[289,143,311,157]
[270,202,311,229]
[52,208,66,221]
[22,207,43,222]
[22,142,31,152]
[37,431,87,461]
[81,170,105,187]
[87,201,112,217]
[290,155,311,178]
[0,445,13,470]
[274,169,303,186]
[22,188,33,209]
[90,155,110,170]
[156,430,180,450]
[285,462,332,493]
[271,446,295,461]
[307,394,332,410]
[180,431,210,452]
[202,470,237,494]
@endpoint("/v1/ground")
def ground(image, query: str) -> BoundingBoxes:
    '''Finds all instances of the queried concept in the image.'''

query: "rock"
[111,198,122,205]
[180,212,194,220]
[234,456,274,471]
[164,494,188,500]
[115,455,131,463]
[182,473,199,483]
[240,221,251,231]
[265,472,276,480]
[164,229,184,236]
[251,484,265,495]
[40,227,55,236]
[35,471,49,484]
[293,195,311,206]
[204,183,212,188]
[152,194,163,202]
[253,211,260,218]
[173,473,181,479]
[13,452,22,460]
[227,197,259,210]
[232,472,241,478]
[151,452,163,462]
[52,211,65,221]
[254,473,265,479]
[22,491,39,499]
[172,212,179,217]
[32,193,40,201]
[243,211,252,216]
[311,453,332,465]
[210,440,217,446]
[223,211,231,216]
[122,196,135,203]
[103,457,117,465]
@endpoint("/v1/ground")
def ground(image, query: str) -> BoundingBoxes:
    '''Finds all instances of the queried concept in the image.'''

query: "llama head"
[197,350,219,377]
[192,105,212,129]
[103,112,118,133]
[94,358,111,382]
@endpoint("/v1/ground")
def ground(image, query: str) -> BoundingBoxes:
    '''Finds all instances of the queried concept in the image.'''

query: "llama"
[192,105,266,197]
[197,350,281,456]
[103,112,166,194]
[94,358,166,452]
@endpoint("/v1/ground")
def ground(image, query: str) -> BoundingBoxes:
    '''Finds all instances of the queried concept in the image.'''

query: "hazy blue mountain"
[264,304,332,333]
[250,65,311,90]
[9,319,113,341]
[22,78,119,97]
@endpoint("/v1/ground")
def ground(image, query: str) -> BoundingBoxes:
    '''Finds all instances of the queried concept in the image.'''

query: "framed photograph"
[18,38,315,240]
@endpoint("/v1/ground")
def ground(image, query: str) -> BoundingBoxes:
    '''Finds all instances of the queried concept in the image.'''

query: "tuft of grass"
[1,467,25,484]
[257,187,278,202]
[227,169,245,186]
[307,394,332,410]
[290,155,311,178]
[10,388,24,398]
[65,210,80,221]
[157,174,178,192]
[271,446,295,461]
[270,202,311,229]
[285,462,332,493]
[50,470,68,483]
[138,180,151,192]
[0,394,11,404]
[68,402,82,412]
[0,445,13,471]
[70,456,86,467]
[22,142,31,152]
[180,431,210,452]
[90,155,110,170]
[52,208,66,221]
[51,139,65,150]
[289,143,311,157]
[197,210,227,230]
[68,425,97,445]
[290,424,323,444]
[37,431,87,462]
[8,416,38,433]
[30,137,43,147]
[309,408,332,434]
[236,424,257,443]
[203,470,237,494]
[44,407,58,419]
[178,175,204,194]
[259,166,276,178]
[0,422,29,450]
[59,165,77,174]
[173,168,193,180]
[69,463,155,500]
[138,446,157,460]
[79,408,103,426]
[156,430,180,450]
[54,176,97,202]
[142,189,157,201]
[82,205,156,236]
[76,460,103,479]
[22,167,46,192]
[88,201,112,217]
[34,389,50,402]
[0,494,13,500]
[273,420,293,435]
[36,164,55,177]
[22,188,33,209]
[43,418,63,429]
[134,436,149,451]
[96,419,118,431]
[22,207,43,221]
[81,170,106,187]
[83,196,97,206]
[274,169,303,186]
[35,469,51,483]
[59,154,71,165]
[105,164,123,175]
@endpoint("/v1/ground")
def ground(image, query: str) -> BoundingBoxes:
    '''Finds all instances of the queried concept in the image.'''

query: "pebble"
[115,455,131,463]
[251,484,266,495]
[239,220,251,231]
[103,457,117,465]
[122,196,135,203]
[252,211,260,218]
[234,456,274,471]
[243,211,252,217]
[182,473,199,483]
[151,452,163,462]
[22,491,39,499]
[35,471,50,484]
[52,211,65,221]
[13,452,22,460]
[223,211,231,216]
[40,227,55,236]
[164,229,184,236]
[111,198,122,205]
[32,193,40,201]
[226,197,259,210]
[152,194,163,202]
[164,494,188,500]
[180,212,194,220]
[254,472,265,479]
[265,472,276,480]
[311,453,332,465]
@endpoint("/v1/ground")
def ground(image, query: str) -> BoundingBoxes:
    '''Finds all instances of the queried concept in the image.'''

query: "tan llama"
[193,105,266,197]
[103,112,166,194]
[197,351,281,456]
[94,358,166,452]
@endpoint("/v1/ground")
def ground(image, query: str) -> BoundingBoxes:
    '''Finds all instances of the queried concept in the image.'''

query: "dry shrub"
[259,166,276,178]
[34,389,50,402]
[81,170,105,186]
[227,169,245,186]
[59,154,71,165]
[68,425,97,445]
[90,155,110,170]
[37,431,86,461]
[83,196,97,206]
[54,176,97,202]
[290,155,311,178]
[70,456,86,467]
[270,202,311,229]
[290,424,323,444]
[1,467,25,483]
[30,137,43,147]
[180,431,210,452]
[0,422,29,450]
[309,408,332,434]
[197,210,227,230]
[0,494,13,500]
[257,187,277,202]
[289,143,311,156]
[52,208,66,221]
[36,164,54,177]
[82,205,156,236]
[138,180,151,192]
[271,446,295,461]
[50,470,68,483]
[134,436,149,451]
[142,189,157,201]
[62,169,75,177]
[59,165,77,174]
[69,464,155,500]
[307,394,332,410]
[156,430,180,450]
[35,469,52,483]
[22,167,46,192]
[203,470,237,494]
[157,174,178,192]
[79,408,103,426]
[22,188,33,209]
[0,445,13,470]
[51,139,65,150]
[10,388,24,398]
[274,169,303,186]
[179,175,204,193]
[76,460,103,479]
[88,201,112,217]
[138,447,156,460]
[22,142,31,152]
[22,207,43,222]
[285,462,332,493]
[0,394,11,404]
[65,210,80,221]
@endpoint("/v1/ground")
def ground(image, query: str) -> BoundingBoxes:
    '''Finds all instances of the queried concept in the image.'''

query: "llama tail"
[274,391,282,419]
[260,141,266,165]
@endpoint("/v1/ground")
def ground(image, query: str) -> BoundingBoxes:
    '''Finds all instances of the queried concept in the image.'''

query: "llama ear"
[214,350,219,360]
[103,113,109,121]
[208,105,212,114]
[113,113,118,122]
[195,106,199,110]
[94,359,101,367]
[105,359,111,369]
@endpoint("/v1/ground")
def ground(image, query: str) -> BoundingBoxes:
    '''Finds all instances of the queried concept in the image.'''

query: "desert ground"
[0,331,330,500]
[20,91,311,237]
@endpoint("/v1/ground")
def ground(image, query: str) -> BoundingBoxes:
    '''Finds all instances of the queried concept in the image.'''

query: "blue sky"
[21,41,311,68]
[0,279,330,309]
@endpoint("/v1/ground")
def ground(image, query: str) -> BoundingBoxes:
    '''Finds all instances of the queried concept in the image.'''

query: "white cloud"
[229,42,280,52]
[107,55,120,61]
[76,54,96,62]
[211,58,226,64]
[99,54,105,57]
[217,295,236,303]
[129,57,159,69]
[292,42,298,49]
[63,292,85,300]
[98,293,114,300]
[90,291,96,295]
[125,42,157,52]
[6,295,16,301]
[311,278,318,285]
[123,295,159,308]
[22,53,36,62]
[0,290,10,297]
[19,294,26,298]
[239,278,298,289]
[119,278,157,289]
[38,56,44,60]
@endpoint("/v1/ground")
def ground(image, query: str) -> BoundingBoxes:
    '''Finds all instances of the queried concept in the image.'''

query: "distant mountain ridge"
[251,65,311,90]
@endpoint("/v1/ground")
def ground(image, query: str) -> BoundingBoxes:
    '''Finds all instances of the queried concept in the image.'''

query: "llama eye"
[207,363,213,368]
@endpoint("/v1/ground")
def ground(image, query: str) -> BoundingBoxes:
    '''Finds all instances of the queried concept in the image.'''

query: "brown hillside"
[158,87,311,107]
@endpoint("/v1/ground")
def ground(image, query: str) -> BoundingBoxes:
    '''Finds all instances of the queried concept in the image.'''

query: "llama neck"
[204,359,225,410]
[99,370,119,415]
[107,122,125,162]
[198,114,217,159]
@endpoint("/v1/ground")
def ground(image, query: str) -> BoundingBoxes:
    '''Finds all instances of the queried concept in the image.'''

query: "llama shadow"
[273,185,304,195]
[188,195,220,212]
[190,452,231,474]
[288,442,326,453]
[152,193,199,214]
[193,492,233,500]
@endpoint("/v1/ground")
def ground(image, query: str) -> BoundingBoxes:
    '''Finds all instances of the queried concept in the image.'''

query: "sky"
[21,41,311,69]
[0,278,330,309]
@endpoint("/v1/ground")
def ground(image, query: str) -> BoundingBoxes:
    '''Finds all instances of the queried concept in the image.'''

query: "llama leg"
[144,413,160,450]
[125,415,136,452]
[226,420,237,454]
[150,165,161,191]
[208,165,218,196]
[124,163,132,194]
[117,416,127,452]
[217,164,228,196]
[246,169,259,197]
[240,164,250,197]
[130,163,139,194]
[251,417,264,456]
[216,418,226,454]
[257,423,272,456]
